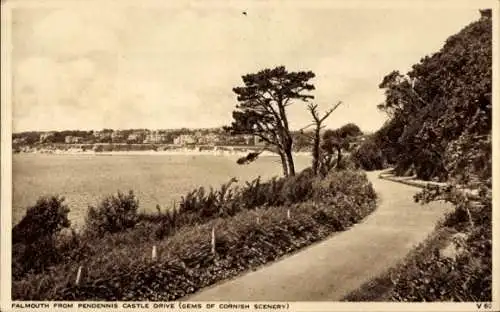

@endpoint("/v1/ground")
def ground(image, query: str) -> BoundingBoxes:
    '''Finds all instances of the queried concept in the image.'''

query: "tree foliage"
[304,102,362,176]
[320,123,362,174]
[225,66,315,176]
[306,102,342,175]
[372,11,491,181]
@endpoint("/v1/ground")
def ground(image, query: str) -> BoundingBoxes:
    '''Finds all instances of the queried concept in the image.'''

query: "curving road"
[183,171,454,301]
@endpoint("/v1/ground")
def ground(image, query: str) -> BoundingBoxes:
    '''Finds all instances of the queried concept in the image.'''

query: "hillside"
[359,10,491,183]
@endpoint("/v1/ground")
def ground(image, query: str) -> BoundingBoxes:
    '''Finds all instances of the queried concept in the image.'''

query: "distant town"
[12,127,318,153]
[13,128,263,145]
[12,127,369,154]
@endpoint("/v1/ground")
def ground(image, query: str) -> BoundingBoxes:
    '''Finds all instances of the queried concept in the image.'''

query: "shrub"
[12,196,70,278]
[179,178,239,220]
[13,196,70,245]
[351,138,387,171]
[336,154,357,171]
[313,170,376,204]
[85,191,139,235]
[279,168,316,204]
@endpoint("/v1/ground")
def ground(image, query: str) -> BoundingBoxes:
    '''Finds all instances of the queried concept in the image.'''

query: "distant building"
[65,136,83,144]
[93,130,112,141]
[144,131,168,144]
[127,133,144,143]
[197,133,220,145]
[111,131,126,143]
[173,134,196,145]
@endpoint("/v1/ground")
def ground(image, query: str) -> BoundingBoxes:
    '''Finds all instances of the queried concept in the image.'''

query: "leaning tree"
[225,66,315,176]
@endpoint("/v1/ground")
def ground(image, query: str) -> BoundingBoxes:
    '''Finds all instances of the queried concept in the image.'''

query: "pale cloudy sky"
[9,1,482,132]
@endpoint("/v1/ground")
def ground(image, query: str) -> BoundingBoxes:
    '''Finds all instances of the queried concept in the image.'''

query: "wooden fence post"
[152,245,157,261]
[211,227,216,255]
[75,265,83,286]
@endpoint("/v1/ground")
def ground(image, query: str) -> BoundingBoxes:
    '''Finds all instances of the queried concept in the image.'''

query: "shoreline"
[14,149,312,157]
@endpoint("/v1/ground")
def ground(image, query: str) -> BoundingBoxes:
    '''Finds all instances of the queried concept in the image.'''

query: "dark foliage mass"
[13,196,70,244]
[351,138,386,171]
[12,196,71,278]
[354,12,491,182]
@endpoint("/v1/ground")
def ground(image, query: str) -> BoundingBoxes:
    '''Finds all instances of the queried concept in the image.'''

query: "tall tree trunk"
[285,139,295,176]
[279,151,289,177]
[336,146,342,169]
[277,94,295,176]
[312,126,321,175]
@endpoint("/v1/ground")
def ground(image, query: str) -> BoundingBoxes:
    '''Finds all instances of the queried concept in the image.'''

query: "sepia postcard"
[1,0,499,311]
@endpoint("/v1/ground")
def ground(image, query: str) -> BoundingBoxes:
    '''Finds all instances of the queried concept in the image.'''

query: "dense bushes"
[85,191,139,235]
[12,170,377,300]
[351,138,387,171]
[147,168,317,237]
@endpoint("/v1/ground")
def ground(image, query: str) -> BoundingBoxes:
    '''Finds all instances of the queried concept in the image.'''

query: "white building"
[173,134,196,145]
[127,133,144,143]
[144,131,168,144]
[197,133,220,145]
[65,136,83,144]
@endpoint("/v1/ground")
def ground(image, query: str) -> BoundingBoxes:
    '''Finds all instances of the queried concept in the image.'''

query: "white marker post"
[152,245,157,261]
[211,227,216,255]
[256,216,260,224]
[287,209,291,219]
[75,266,83,286]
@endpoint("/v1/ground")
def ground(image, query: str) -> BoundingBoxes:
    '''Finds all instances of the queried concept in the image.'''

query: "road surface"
[183,171,453,301]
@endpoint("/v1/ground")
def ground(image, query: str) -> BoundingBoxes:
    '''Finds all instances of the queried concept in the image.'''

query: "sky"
[9,1,483,133]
